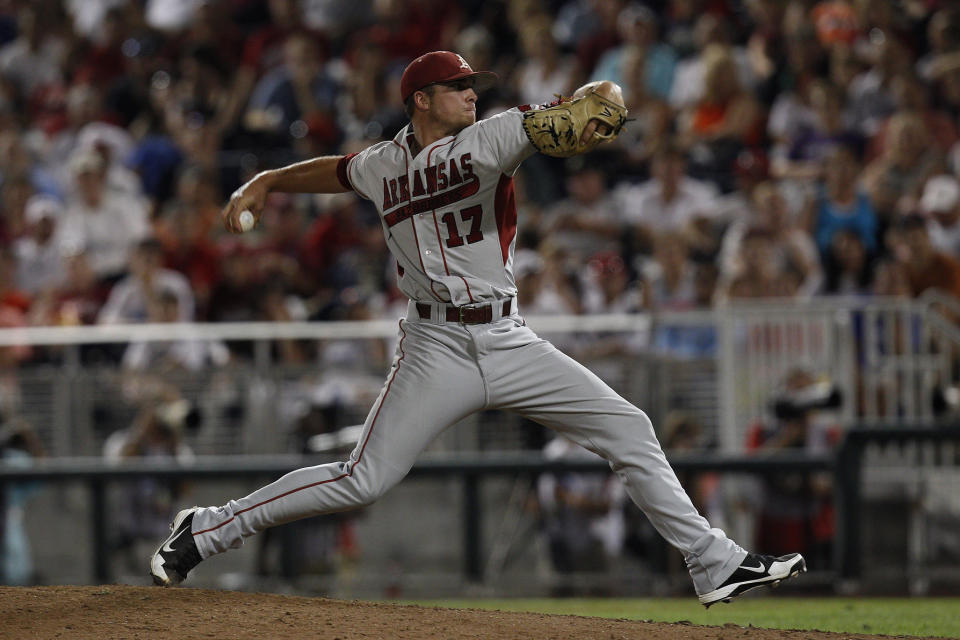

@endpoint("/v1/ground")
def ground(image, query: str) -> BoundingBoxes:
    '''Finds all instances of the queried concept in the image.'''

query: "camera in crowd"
[153,398,203,435]
[772,381,843,421]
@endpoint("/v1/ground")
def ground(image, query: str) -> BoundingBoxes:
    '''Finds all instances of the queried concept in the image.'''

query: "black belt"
[416,299,512,324]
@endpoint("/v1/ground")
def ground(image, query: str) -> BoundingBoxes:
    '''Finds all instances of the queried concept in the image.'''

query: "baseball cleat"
[150,507,202,586]
[699,553,806,608]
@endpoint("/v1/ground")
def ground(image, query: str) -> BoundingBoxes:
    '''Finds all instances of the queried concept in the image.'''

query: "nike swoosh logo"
[740,562,767,574]
[162,537,178,553]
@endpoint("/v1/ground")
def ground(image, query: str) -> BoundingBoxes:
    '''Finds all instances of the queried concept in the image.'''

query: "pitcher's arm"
[222,155,349,233]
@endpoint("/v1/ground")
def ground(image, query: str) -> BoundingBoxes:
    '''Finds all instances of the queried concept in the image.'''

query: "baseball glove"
[521,87,628,158]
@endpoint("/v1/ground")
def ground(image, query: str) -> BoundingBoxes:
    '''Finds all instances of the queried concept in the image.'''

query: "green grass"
[409,598,960,638]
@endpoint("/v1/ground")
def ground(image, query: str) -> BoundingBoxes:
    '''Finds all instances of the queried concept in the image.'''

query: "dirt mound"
[0,585,927,640]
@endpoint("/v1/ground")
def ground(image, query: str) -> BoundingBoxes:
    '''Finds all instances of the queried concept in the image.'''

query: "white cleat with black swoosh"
[699,553,806,608]
[150,507,202,586]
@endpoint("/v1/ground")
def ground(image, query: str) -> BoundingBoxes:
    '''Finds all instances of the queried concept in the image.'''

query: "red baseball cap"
[400,51,498,102]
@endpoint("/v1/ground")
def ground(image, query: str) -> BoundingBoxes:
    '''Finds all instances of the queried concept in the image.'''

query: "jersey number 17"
[440,205,484,248]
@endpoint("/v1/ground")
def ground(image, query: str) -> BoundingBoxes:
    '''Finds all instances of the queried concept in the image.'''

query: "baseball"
[238,210,255,232]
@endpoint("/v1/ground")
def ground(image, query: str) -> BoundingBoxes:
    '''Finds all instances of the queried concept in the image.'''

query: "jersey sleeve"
[341,149,373,201]
[475,107,537,176]
[340,141,397,202]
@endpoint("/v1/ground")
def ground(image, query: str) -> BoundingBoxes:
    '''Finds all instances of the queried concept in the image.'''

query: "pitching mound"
[0,585,930,640]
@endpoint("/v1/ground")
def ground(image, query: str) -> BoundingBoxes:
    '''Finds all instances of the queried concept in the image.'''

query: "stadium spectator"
[298,192,381,296]
[862,111,944,223]
[255,388,362,582]
[0,220,26,284]
[888,214,960,300]
[811,0,858,48]
[543,156,623,262]
[619,142,721,257]
[0,173,34,246]
[669,13,752,111]
[204,240,310,363]
[846,36,911,138]
[678,44,764,192]
[153,167,223,313]
[0,418,45,585]
[652,260,719,358]
[867,74,957,163]
[612,44,673,173]
[536,435,627,589]
[103,385,196,575]
[827,43,864,96]
[0,289,42,585]
[583,250,644,315]
[156,44,231,172]
[155,164,222,239]
[27,253,105,327]
[513,247,546,313]
[0,5,65,100]
[810,145,878,259]
[64,0,127,40]
[40,84,110,187]
[245,33,341,151]
[154,199,221,316]
[773,21,827,124]
[219,0,321,139]
[870,258,912,298]
[525,240,583,354]
[205,242,262,325]
[0,4,950,334]
[920,175,960,256]
[719,181,821,297]
[72,5,129,90]
[533,240,583,318]
[721,228,800,300]
[746,368,841,567]
[58,150,150,282]
[13,195,67,296]
[74,124,142,201]
[574,247,650,371]
[121,289,229,373]
[918,8,960,81]
[0,130,63,201]
[336,32,405,145]
[98,238,194,324]
[514,16,580,107]
[772,80,864,182]
[822,229,872,296]
[640,231,698,311]
[661,0,700,60]
[591,3,678,101]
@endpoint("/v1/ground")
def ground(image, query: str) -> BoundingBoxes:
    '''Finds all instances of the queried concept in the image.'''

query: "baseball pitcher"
[150,51,805,606]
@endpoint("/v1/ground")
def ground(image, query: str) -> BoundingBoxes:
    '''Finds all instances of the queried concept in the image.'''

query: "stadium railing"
[0,448,834,584]
[3,427,958,587]
[1,294,958,458]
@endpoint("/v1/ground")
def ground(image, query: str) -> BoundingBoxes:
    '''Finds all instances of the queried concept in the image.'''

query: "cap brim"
[434,71,498,95]
[466,71,498,94]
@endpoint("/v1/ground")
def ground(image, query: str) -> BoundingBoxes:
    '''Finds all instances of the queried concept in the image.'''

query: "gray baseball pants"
[191,301,746,594]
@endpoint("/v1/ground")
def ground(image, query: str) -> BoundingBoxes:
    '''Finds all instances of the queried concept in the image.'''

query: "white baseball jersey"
[337,108,536,306]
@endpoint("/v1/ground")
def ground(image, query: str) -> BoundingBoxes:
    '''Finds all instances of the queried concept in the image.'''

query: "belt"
[416,298,513,324]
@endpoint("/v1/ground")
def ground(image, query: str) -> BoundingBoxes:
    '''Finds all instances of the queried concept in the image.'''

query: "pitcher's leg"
[488,336,745,594]
[192,322,486,559]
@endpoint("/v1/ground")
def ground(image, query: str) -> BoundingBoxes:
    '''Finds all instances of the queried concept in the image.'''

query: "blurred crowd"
[6,0,960,587]
[0,0,957,366]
